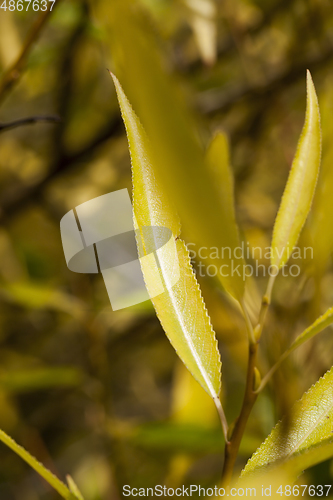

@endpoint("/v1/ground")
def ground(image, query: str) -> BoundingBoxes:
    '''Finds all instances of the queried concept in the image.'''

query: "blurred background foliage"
[1,0,333,498]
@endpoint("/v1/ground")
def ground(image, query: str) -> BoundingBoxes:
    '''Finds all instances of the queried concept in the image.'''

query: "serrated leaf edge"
[111,73,221,399]
[271,70,322,269]
[242,366,333,476]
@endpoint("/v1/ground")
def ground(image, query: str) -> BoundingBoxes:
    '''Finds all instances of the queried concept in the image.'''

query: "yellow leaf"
[111,73,221,400]
[271,71,321,269]
[243,366,333,480]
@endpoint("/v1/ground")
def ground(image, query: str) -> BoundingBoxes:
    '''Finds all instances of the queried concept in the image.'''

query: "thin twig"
[0,115,123,222]
[197,41,333,115]
[253,274,276,341]
[0,3,61,105]
[0,3,119,224]
[0,115,61,132]
[240,298,255,344]
[255,352,287,394]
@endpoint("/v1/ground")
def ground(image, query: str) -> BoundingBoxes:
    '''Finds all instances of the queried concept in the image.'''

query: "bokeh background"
[1,0,333,498]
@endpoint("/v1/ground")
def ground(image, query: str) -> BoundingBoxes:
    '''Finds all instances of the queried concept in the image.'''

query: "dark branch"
[197,41,333,115]
[0,2,61,106]
[0,1,122,224]
[0,115,61,133]
[0,115,124,222]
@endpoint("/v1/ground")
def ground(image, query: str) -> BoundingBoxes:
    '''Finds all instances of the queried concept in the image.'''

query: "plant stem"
[221,341,258,487]
[221,275,276,486]
[240,298,255,343]
[254,274,276,340]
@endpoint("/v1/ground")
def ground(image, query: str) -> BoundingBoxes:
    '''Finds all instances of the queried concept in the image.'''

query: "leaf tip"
[108,70,123,97]
[306,69,316,96]
[108,69,117,85]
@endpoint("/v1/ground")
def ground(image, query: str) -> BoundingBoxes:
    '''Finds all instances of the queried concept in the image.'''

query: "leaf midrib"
[276,108,316,263]
[286,396,333,459]
[156,242,218,399]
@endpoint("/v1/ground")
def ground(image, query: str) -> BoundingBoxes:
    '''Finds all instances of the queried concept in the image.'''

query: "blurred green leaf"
[206,131,241,253]
[242,366,333,480]
[0,282,85,318]
[271,71,321,269]
[171,362,219,429]
[132,422,224,453]
[98,0,245,300]
[310,78,333,274]
[0,367,83,393]
[111,73,222,401]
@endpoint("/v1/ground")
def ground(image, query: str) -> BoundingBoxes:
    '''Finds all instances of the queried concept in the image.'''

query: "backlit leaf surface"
[243,366,333,479]
[271,71,321,269]
[111,73,221,399]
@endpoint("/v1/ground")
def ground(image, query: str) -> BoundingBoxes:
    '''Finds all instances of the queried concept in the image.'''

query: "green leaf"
[0,429,74,500]
[67,475,85,500]
[271,71,321,269]
[281,306,333,363]
[97,0,245,300]
[111,73,221,400]
[242,366,333,480]
[260,306,333,389]
[132,422,224,453]
[1,282,85,318]
[0,367,83,393]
